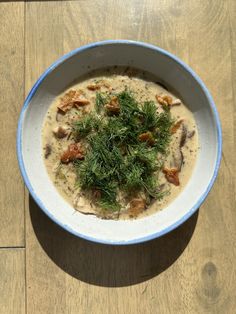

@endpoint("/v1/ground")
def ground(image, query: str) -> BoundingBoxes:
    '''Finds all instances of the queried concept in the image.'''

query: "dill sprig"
[73,90,173,212]
[95,92,109,113]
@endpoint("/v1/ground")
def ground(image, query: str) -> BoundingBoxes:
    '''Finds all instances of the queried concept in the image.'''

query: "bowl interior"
[19,41,221,244]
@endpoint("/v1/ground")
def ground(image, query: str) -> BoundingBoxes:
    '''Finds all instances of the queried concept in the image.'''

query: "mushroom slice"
[87,83,101,91]
[53,126,68,139]
[44,144,52,159]
[74,193,96,215]
[162,167,180,186]
[129,198,146,218]
[104,96,120,115]
[188,130,195,138]
[170,119,184,134]
[57,89,90,113]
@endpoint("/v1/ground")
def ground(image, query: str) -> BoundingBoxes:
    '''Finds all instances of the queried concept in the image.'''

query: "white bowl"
[17,40,222,245]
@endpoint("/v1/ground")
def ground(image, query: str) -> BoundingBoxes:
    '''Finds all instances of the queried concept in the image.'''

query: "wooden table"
[0,1,235,313]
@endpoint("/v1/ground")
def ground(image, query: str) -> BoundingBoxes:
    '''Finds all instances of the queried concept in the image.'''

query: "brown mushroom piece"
[104,96,120,115]
[61,143,85,163]
[171,99,182,106]
[188,130,195,138]
[57,90,79,113]
[44,144,52,159]
[56,111,65,122]
[170,119,184,134]
[172,150,184,171]
[180,124,187,148]
[156,94,173,106]
[172,123,188,170]
[73,193,96,215]
[73,95,90,108]
[162,167,180,186]
[129,198,146,218]
[156,95,168,106]
[87,83,101,91]
[138,131,155,146]
[162,94,173,105]
[57,89,90,113]
[53,126,68,139]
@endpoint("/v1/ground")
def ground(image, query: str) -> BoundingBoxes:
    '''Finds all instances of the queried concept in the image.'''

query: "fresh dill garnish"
[95,92,109,113]
[72,113,100,139]
[73,90,173,212]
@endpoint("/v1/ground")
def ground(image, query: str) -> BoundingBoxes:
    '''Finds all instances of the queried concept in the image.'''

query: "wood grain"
[23,1,236,313]
[0,3,25,246]
[0,249,25,314]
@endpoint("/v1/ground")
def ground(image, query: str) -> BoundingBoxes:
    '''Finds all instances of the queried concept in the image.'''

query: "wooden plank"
[25,3,66,313]
[0,2,25,246]
[25,1,236,313]
[0,249,25,314]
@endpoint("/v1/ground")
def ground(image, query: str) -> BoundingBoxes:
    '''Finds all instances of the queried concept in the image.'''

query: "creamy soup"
[42,68,198,219]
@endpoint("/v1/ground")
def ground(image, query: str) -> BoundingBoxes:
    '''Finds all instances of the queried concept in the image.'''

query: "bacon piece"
[138,131,155,146]
[61,143,85,163]
[57,89,90,113]
[170,119,184,134]
[104,96,120,115]
[129,198,146,218]
[162,167,180,186]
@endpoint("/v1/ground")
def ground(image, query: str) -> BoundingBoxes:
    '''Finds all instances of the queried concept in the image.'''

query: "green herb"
[72,113,100,139]
[73,90,173,212]
[95,92,109,113]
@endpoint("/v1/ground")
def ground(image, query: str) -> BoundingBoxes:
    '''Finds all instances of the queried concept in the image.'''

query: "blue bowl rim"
[17,39,222,245]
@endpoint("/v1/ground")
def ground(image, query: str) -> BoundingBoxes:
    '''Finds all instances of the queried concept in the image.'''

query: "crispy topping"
[162,167,180,186]
[57,89,90,113]
[170,119,184,134]
[73,95,90,108]
[57,90,80,112]
[162,94,173,105]
[156,95,168,106]
[104,96,120,115]
[87,83,101,91]
[156,94,173,106]
[53,126,68,139]
[61,143,85,163]
[138,131,155,146]
[129,198,146,218]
